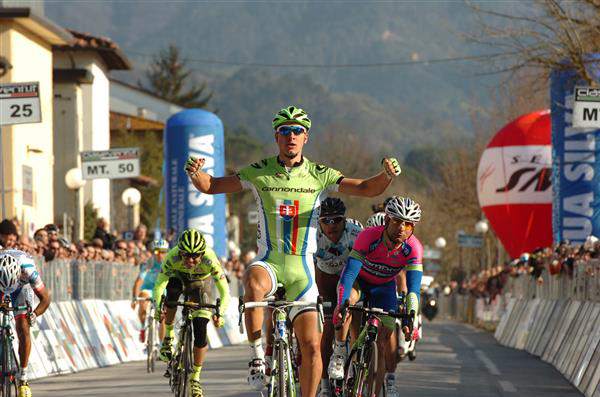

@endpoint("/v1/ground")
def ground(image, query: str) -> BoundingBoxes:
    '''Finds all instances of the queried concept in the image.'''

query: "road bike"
[0,295,27,397]
[338,302,413,397]
[167,296,221,397]
[238,287,324,397]
[135,297,159,373]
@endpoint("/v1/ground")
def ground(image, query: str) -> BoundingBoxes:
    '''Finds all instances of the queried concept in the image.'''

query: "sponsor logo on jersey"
[402,243,412,257]
[279,204,297,220]
[262,186,318,193]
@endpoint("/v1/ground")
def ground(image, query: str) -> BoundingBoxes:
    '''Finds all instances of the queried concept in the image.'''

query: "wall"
[0,21,55,234]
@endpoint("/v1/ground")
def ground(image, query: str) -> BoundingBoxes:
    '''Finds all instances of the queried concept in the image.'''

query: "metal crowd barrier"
[34,258,139,302]
[439,259,600,327]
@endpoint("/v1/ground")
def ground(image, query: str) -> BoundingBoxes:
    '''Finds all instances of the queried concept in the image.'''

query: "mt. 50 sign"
[81,148,140,180]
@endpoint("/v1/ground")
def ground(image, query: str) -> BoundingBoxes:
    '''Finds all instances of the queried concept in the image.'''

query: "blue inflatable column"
[164,109,226,257]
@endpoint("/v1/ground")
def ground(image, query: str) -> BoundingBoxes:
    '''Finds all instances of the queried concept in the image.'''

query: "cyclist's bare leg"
[293,311,322,397]
[193,345,208,367]
[242,266,272,343]
[15,317,30,368]
[334,287,360,343]
[386,328,398,373]
[138,290,151,326]
[375,325,393,395]
[165,305,177,326]
[349,309,361,343]
[315,267,338,380]
[159,319,166,340]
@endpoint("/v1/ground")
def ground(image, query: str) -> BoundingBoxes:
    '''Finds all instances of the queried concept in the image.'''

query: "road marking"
[499,380,517,392]
[475,349,501,376]
[458,334,475,348]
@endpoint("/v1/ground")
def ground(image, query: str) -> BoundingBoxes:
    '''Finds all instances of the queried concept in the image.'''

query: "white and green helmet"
[272,106,312,131]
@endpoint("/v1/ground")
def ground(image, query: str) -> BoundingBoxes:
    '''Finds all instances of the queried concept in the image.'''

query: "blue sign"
[164,109,227,257]
[551,58,600,244]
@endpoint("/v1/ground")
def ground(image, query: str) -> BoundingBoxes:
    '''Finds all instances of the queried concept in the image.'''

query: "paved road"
[33,320,581,397]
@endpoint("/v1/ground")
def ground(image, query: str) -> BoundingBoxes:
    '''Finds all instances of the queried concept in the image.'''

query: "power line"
[125,49,513,69]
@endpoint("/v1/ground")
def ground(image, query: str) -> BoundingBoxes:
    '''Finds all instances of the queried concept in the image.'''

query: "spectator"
[133,223,148,252]
[93,218,116,249]
[44,240,61,262]
[44,224,59,243]
[33,228,48,246]
[0,218,18,249]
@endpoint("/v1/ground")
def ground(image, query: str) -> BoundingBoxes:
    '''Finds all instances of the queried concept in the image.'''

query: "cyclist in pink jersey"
[329,196,423,397]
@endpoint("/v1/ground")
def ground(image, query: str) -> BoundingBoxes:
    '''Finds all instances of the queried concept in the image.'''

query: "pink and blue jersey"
[337,226,423,313]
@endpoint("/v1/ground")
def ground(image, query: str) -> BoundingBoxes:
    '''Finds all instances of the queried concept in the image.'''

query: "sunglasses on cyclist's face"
[181,251,202,260]
[154,249,168,255]
[389,218,414,228]
[320,216,344,225]
[276,125,307,136]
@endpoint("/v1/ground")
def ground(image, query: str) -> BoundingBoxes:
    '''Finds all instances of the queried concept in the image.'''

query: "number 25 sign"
[0,82,41,126]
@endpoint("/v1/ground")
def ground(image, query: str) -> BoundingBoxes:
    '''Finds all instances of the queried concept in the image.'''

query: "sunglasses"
[154,249,168,255]
[276,125,306,136]
[181,251,202,259]
[320,216,344,225]
[389,218,414,228]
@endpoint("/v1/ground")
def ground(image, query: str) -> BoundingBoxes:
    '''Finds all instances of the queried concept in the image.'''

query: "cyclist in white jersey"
[314,197,362,397]
[0,250,51,397]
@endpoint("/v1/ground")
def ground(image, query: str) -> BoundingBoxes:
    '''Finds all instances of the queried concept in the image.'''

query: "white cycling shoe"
[385,375,400,397]
[248,358,267,391]
[320,384,332,397]
[328,353,345,380]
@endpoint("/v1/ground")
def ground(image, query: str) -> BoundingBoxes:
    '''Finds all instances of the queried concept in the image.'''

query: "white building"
[53,30,131,235]
[0,7,73,235]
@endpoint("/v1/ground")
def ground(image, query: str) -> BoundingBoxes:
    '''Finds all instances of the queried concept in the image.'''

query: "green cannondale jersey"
[238,156,343,256]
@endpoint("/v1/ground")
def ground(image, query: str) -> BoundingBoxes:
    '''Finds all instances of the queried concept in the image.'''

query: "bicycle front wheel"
[363,341,378,397]
[276,341,288,397]
[177,327,193,397]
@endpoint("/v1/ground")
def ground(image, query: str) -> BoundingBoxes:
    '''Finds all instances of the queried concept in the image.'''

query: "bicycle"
[338,302,413,397]
[166,296,221,397]
[0,295,27,397]
[135,297,159,373]
[238,288,324,397]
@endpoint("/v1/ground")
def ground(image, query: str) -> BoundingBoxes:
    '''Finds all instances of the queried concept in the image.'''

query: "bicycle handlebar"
[166,299,222,319]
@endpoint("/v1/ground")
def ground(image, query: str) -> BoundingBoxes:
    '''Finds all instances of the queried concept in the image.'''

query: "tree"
[84,201,100,241]
[141,44,212,108]
[469,0,600,85]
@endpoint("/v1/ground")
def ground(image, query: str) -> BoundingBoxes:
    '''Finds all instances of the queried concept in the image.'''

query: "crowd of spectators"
[445,236,600,303]
[0,217,258,282]
[0,217,156,266]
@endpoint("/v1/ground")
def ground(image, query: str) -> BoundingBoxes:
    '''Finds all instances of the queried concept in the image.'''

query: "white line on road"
[498,380,517,392]
[475,349,501,376]
[458,334,475,348]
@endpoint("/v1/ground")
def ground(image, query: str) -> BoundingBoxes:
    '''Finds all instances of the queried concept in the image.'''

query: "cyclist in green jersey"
[185,105,401,397]
[153,229,230,397]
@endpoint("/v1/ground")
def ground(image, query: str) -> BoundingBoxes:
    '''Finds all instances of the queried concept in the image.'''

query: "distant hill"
[45,1,516,155]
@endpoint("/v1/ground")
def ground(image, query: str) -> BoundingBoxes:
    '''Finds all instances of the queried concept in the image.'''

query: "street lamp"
[121,187,141,231]
[64,168,86,242]
[475,220,489,269]
[435,237,447,249]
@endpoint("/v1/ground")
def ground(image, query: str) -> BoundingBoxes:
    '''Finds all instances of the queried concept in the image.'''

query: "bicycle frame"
[168,299,221,397]
[0,296,23,397]
[239,296,324,397]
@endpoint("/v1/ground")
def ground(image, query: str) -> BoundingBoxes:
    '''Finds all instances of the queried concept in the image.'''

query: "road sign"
[457,233,483,248]
[81,147,140,180]
[573,86,600,128]
[0,82,41,125]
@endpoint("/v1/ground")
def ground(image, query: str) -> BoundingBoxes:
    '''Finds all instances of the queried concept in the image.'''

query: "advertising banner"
[165,109,227,257]
[551,61,600,244]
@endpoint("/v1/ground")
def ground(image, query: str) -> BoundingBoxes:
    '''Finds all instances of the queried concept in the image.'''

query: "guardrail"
[34,257,139,302]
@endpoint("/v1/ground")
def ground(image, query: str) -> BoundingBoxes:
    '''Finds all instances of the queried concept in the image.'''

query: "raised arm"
[338,157,401,197]
[186,157,243,194]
